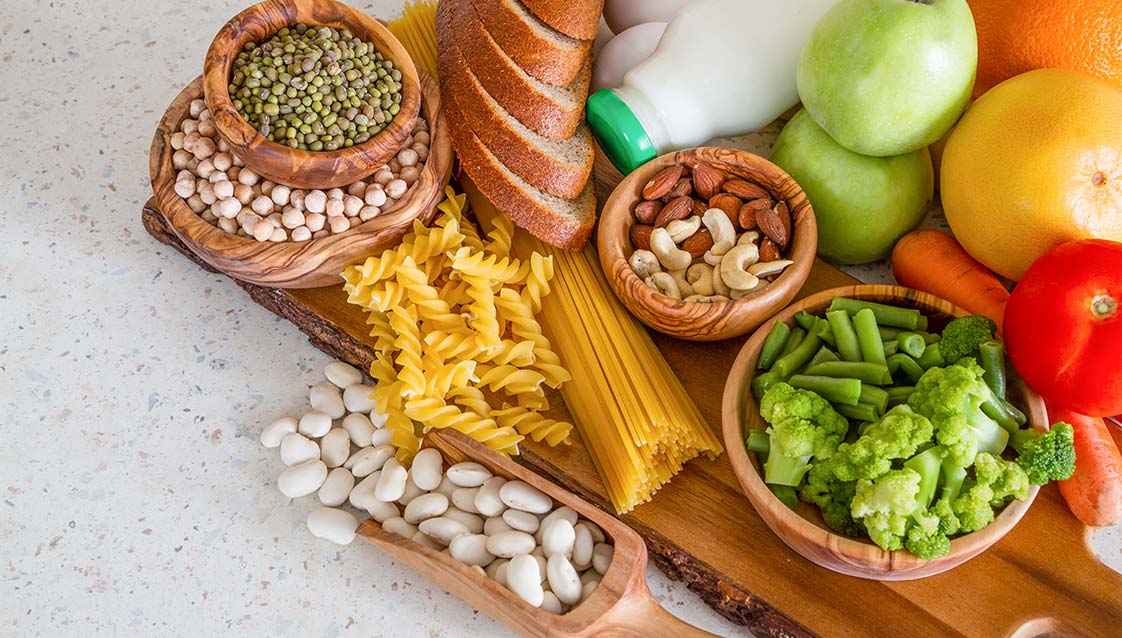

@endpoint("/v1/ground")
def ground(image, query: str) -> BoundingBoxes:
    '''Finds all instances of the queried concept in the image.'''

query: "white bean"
[382,516,417,538]
[486,531,535,558]
[449,533,494,567]
[404,493,449,523]
[542,519,575,559]
[442,508,484,534]
[397,474,426,506]
[540,591,563,614]
[451,488,481,514]
[547,554,582,605]
[310,381,346,419]
[446,462,492,488]
[572,524,594,570]
[506,555,544,607]
[502,509,540,534]
[536,507,578,544]
[278,460,327,498]
[260,416,297,448]
[347,445,394,476]
[485,558,508,584]
[500,481,552,514]
[592,543,614,575]
[409,448,443,491]
[369,428,394,447]
[319,428,351,468]
[342,384,376,414]
[374,457,407,502]
[279,432,319,466]
[582,520,606,544]
[418,517,470,544]
[475,476,507,517]
[369,410,389,429]
[341,413,375,447]
[306,507,358,545]
[365,498,400,523]
[484,516,513,536]
[580,579,599,603]
[325,361,362,388]
[297,411,332,438]
[411,530,444,550]
[318,468,355,506]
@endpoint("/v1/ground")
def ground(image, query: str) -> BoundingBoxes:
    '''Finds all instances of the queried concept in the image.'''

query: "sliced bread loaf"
[442,88,596,251]
[522,0,604,40]
[446,0,591,141]
[439,29,593,199]
[470,0,592,87]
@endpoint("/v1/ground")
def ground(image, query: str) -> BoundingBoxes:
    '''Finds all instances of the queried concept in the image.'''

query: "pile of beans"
[230,23,404,150]
[169,99,430,242]
[261,360,613,614]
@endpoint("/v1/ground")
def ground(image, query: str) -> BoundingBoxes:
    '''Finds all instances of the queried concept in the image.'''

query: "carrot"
[892,229,1010,331]
[1049,403,1122,527]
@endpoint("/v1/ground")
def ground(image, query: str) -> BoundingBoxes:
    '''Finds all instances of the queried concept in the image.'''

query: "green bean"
[745,429,771,454]
[788,375,862,405]
[757,320,791,371]
[794,311,817,332]
[752,370,783,401]
[887,385,915,407]
[859,385,889,413]
[923,332,941,344]
[882,340,899,356]
[982,401,1020,433]
[917,343,945,369]
[978,340,1006,399]
[854,309,887,366]
[878,325,903,340]
[774,334,823,378]
[1001,398,1027,425]
[803,361,890,385]
[887,353,925,384]
[917,314,929,331]
[811,317,837,347]
[807,346,840,369]
[827,309,862,362]
[836,401,881,422]
[769,484,799,511]
[779,327,807,358]
[828,297,924,330]
[897,332,927,358]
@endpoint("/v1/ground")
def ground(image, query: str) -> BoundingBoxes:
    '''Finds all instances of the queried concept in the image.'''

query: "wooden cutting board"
[141,198,1120,637]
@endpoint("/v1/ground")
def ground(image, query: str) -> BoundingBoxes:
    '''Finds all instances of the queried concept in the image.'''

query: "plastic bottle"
[603,0,691,34]
[591,22,668,93]
[587,0,839,174]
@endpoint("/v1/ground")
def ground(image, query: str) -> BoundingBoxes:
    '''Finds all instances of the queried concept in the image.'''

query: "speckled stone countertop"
[1,1,1117,636]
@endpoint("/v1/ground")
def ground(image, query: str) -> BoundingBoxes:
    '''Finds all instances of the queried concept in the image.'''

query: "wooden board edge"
[141,199,815,638]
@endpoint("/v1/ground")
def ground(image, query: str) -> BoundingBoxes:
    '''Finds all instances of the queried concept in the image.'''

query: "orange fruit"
[941,69,1122,280]
[969,0,1122,96]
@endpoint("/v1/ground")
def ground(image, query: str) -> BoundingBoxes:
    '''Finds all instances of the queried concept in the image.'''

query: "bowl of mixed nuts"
[597,147,817,341]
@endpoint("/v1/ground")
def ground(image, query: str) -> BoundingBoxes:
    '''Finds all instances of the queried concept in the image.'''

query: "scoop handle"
[592,580,720,638]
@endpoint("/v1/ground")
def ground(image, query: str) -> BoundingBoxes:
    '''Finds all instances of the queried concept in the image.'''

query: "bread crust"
[470,0,592,86]
[522,0,604,40]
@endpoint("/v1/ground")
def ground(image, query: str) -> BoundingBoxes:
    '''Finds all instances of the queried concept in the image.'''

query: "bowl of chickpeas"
[202,0,422,189]
[149,70,451,288]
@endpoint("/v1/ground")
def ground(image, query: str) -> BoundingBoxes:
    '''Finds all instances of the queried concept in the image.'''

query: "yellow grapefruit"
[941,69,1122,280]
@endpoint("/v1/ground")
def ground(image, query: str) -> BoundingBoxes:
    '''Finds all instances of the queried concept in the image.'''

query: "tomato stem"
[1091,294,1117,320]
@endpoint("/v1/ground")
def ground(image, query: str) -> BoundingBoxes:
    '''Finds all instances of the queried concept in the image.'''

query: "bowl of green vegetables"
[721,285,1073,580]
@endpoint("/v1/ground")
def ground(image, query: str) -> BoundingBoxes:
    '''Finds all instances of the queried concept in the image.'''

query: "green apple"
[797,0,977,156]
[770,109,933,265]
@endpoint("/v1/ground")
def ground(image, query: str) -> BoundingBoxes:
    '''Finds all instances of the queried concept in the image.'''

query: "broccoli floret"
[908,359,1011,468]
[851,469,921,552]
[760,383,849,486]
[1012,422,1076,485]
[830,405,934,482]
[799,459,864,537]
[974,452,1031,504]
[952,482,997,533]
[905,509,952,560]
[939,315,997,364]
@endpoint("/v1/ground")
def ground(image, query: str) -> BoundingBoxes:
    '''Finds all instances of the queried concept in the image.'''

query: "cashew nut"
[645,272,682,299]
[730,287,757,299]
[668,269,694,298]
[711,263,732,297]
[684,294,732,303]
[629,249,662,279]
[686,263,715,296]
[703,250,725,267]
[665,216,701,244]
[738,231,760,246]
[702,208,736,255]
[749,259,795,277]
[650,227,692,271]
[720,244,762,291]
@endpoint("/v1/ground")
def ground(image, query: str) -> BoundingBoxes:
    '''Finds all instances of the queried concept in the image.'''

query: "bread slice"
[439,28,593,199]
[470,0,592,87]
[445,0,591,141]
[442,88,596,251]
[522,0,604,40]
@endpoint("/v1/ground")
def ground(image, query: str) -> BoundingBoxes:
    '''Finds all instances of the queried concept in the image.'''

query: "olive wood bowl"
[203,0,421,189]
[597,147,817,341]
[721,285,1046,580]
[149,73,451,288]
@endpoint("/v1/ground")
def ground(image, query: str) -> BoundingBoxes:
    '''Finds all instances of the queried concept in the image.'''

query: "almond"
[655,196,694,227]
[690,197,708,218]
[681,228,714,258]
[663,177,693,201]
[723,179,769,200]
[708,193,744,229]
[760,238,782,262]
[633,200,663,225]
[630,224,654,251]
[758,201,792,249]
[692,163,726,200]
[642,165,683,200]
[738,198,771,231]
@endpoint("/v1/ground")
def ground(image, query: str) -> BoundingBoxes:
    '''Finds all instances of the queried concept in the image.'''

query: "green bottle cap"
[586,89,657,175]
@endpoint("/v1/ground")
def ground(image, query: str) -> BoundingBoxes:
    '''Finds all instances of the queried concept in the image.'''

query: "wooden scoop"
[356,431,718,637]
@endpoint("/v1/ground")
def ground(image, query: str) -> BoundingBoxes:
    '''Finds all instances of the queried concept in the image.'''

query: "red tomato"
[1004,239,1122,416]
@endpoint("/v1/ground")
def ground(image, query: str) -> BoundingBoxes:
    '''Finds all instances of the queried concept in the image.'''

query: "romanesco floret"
[974,452,1031,504]
[952,482,997,533]
[760,384,849,486]
[905,509,952,560]
[830,405,934,482]
[799,459,864,537]
[851,469,921,552]
[907,359,1010,468]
